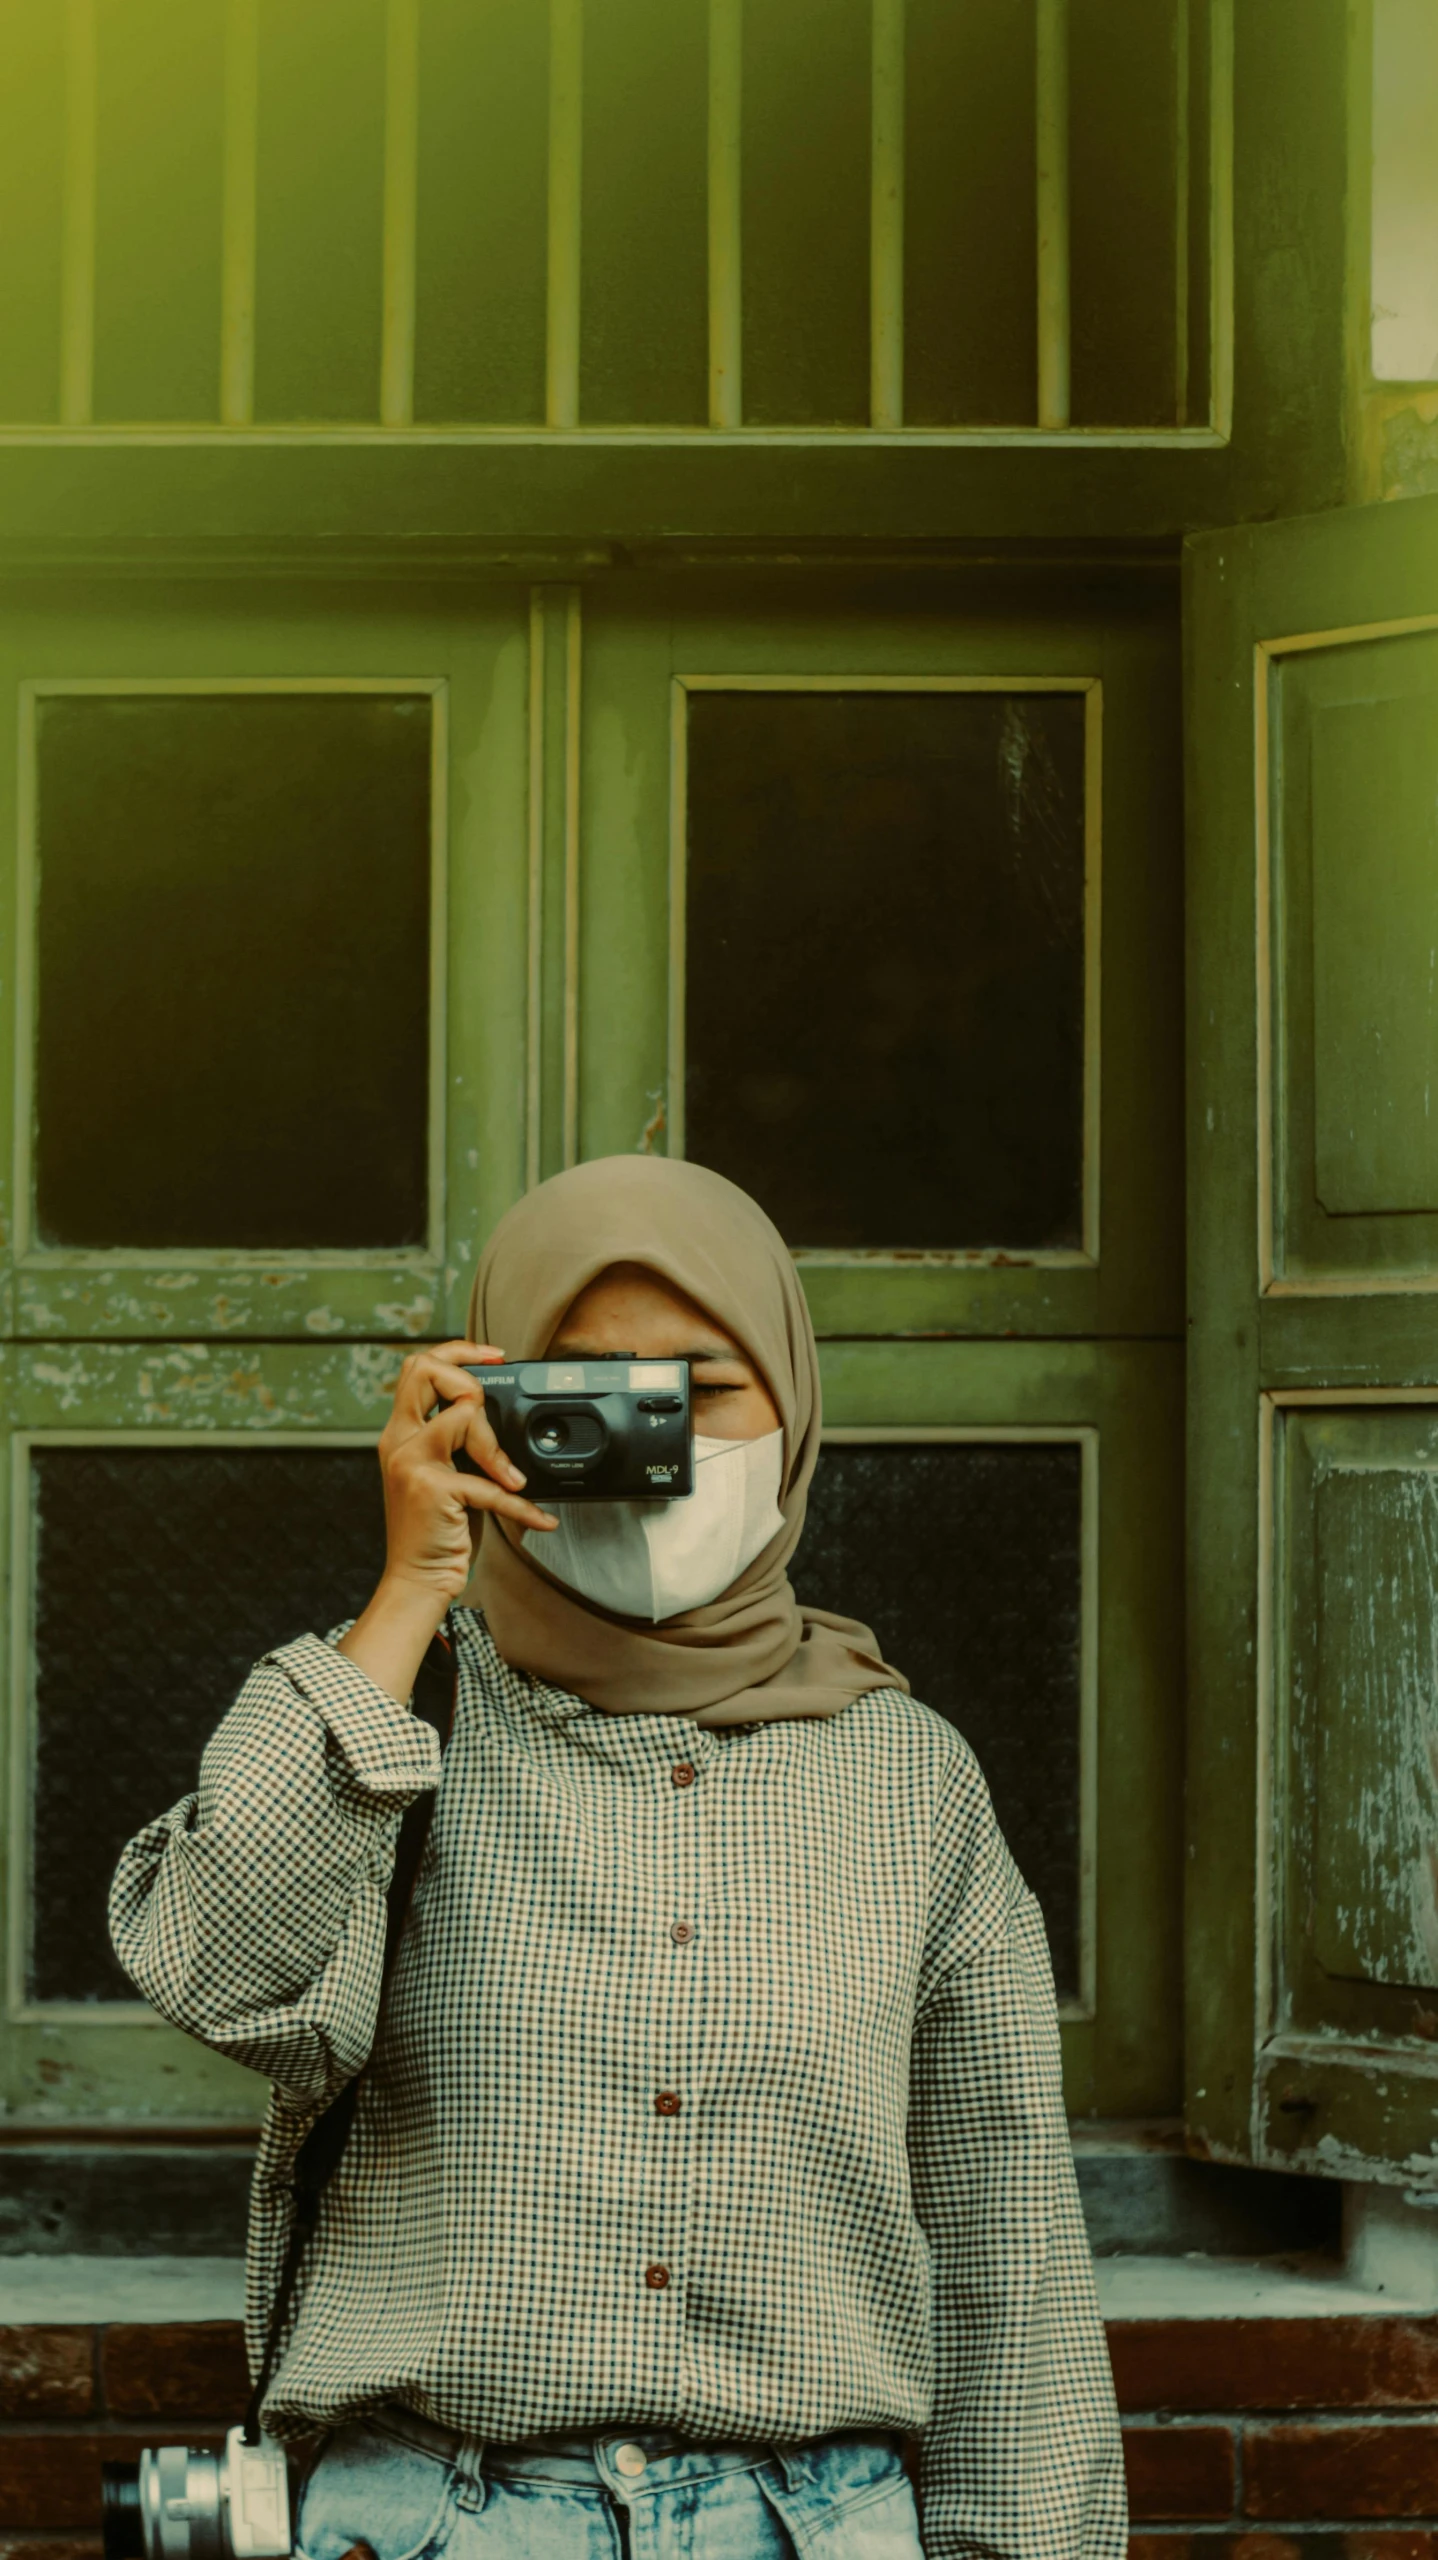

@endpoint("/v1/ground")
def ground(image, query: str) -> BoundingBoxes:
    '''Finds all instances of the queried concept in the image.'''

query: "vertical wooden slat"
[1035,0,1070,430]
[530,586,582,1180]
[1208,0,1234,439]
[220,0,258,427]
[546,0,582,430]
[869,0,904,429]
[562,589,582,1166]
[1173,0,1191,428]
[667,678,688,1156]
[59,0,97,427]
[1341,0,1374,499]
[707,0,742,429]
[526,591,545,1190]
[380,0,419,427]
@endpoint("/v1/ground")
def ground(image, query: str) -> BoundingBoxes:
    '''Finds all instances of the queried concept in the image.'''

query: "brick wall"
[4,2315,1438,2556]
[1114,2316,1438,2557]
[0,2322,235,2560]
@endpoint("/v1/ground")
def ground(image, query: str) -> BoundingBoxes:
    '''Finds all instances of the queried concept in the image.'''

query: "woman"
[111,1156,1125,2560]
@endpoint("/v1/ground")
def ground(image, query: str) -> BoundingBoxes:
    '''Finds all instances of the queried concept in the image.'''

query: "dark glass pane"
[34,692,432,1251]
[796,1441,1083,1998]
[685,689,1086,1249]
[29,1445,386,2003]
[414,0,548,425]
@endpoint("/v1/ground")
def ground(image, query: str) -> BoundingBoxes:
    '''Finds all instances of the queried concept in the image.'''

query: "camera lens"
[534,1417,570,1454]
[100,2464,145,2560]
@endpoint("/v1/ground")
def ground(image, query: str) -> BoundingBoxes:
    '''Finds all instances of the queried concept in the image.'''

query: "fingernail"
[507,1463,527,1485]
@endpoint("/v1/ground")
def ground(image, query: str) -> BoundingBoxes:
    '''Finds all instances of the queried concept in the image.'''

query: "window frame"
[575,568,1183,1344]
[0,577,537,1342]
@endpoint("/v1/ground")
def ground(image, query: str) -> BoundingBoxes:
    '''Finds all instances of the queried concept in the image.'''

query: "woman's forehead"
[550,1260,748,1358]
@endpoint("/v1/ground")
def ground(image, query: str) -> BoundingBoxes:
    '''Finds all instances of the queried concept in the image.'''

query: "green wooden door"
[1187,490,1438,2183]
[0,578,534,2124]
[1,564,1186,2135]
[578,567,1186,2122]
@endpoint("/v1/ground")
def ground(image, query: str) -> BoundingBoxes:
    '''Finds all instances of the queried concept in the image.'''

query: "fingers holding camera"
[383,1349,558,1558]
[383,1340,499,1454]
[379,1339,532,1501]
[339,1342,559,1703]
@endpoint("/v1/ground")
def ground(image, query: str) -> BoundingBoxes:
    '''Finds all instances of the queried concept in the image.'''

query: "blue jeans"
[295,2405,926,2560]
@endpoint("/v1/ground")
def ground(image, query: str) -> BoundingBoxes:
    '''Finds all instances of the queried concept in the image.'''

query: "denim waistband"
[368,2401,902,2492]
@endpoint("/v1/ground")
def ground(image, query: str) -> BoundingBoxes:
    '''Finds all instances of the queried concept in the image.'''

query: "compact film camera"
[451,1356,694,1501]
[102,2430,291,2560]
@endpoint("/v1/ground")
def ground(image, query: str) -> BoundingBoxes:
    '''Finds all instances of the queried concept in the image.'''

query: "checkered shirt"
[110,1606,1125,2560]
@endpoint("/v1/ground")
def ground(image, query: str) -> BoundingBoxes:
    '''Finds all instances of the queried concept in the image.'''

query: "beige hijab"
[464,1156,907,1726]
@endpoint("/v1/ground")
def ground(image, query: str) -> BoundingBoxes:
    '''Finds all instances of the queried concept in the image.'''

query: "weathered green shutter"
[1187,489,1438,2182]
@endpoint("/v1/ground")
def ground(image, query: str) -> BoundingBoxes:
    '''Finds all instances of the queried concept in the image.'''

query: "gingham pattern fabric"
[110,1608,1125,2560]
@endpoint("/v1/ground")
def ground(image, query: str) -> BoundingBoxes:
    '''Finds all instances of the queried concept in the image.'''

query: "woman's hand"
[337,1340,558,1703]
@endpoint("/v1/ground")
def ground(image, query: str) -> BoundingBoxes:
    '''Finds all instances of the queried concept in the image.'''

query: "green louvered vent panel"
[0,0,1228,439]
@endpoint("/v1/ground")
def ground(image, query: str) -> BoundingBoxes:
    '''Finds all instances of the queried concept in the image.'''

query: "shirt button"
[671,1761,696,1787]
[655,2090,681,2115]
[669,1919,694,1944]
[614,2444,648,2478]
[644,2262,670,2289]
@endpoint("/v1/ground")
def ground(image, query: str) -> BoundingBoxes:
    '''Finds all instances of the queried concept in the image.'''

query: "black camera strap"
[243,1623,458,2445]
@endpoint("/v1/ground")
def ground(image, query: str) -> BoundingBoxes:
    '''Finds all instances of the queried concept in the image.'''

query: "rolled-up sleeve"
[908,1749,1126,2560]
[109,1633,440,2107]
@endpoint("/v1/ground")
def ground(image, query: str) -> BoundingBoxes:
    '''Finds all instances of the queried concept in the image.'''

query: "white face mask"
[521,1428,786,1623]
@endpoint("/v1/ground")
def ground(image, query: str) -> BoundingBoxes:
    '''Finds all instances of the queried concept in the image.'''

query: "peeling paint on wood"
[13,1343,403,1432]
[1314,1465,1438,1992]
[14,1267,440,1340]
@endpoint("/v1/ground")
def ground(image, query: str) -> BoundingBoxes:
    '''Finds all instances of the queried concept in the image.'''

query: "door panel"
[573,575,1186,2120]
[819,1336,1184,2120]
[0,566,1186,2130]
[1269,623,1438,1274]
[579,568,1183,1341]
[1,1340,406,2124]
[1187,488,1438,2181]
[0,580,532,1339]
[1282,1407,1438,2009]
[0,1331,1182,2131]
[1312,692,1438,1217]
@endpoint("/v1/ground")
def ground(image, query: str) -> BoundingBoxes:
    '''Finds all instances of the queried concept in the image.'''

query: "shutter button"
[614,2443,648,2478]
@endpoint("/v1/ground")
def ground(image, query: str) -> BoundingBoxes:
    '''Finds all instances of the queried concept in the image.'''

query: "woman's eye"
[692,1378,742,1396]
